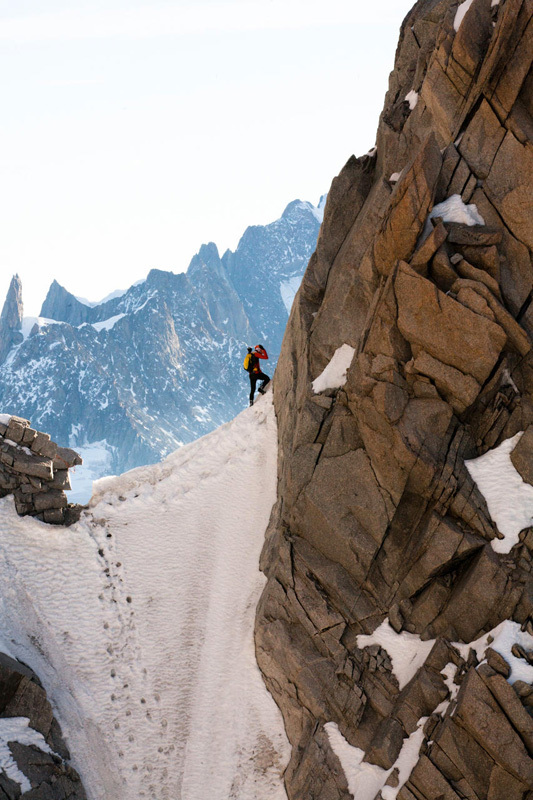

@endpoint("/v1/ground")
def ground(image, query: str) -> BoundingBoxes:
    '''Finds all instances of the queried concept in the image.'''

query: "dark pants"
[249,371,270,404]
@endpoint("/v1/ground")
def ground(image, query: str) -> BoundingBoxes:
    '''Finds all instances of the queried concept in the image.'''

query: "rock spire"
[0,274,23,363]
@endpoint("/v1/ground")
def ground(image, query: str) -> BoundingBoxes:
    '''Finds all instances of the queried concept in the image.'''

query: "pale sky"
[0,0,414,317]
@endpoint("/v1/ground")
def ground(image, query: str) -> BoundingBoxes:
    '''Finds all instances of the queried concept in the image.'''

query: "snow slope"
[0,393,289,799]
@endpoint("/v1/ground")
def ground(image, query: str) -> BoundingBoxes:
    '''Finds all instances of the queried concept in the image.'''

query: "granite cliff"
[0,0,532,797]
[256,0,533,798]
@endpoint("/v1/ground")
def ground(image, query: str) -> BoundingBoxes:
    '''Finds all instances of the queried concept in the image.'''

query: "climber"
[244,344,270,406]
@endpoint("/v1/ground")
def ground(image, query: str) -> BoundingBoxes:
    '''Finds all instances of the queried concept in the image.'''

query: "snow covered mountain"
[0,198,323,498]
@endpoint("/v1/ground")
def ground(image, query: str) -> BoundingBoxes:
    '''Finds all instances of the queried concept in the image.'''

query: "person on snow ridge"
[244,344,270,406]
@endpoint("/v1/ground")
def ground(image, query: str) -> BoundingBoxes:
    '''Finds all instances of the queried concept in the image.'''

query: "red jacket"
[251,346,268,374]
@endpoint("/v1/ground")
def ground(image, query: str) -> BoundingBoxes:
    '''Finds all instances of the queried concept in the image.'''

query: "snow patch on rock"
[325,717,427,800]
[454,0,475,31]
[404,90,419,110]
[312,344,355,393]
[465,432,533,553]
[382,722,427,800]
[429,194,485,226]
[325,723,387,800]
[454,620,533,685]
[357,620,435,690]
[0,717,54,793]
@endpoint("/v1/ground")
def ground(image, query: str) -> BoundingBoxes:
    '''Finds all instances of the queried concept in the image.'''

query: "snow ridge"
[0,394,289,800]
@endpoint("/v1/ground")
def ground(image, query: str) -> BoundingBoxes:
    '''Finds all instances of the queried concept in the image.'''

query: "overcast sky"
[0,0,414,317]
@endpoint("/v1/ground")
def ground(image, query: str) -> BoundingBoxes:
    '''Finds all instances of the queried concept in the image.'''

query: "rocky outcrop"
[256,1,533,798]
[0,415,83,524]
[0,275,23,363]
[0,652,86,798]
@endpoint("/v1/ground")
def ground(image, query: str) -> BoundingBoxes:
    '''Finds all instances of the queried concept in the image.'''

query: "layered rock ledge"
[0,652,87,798]
[256,0,533,798]
[0,415,83,525]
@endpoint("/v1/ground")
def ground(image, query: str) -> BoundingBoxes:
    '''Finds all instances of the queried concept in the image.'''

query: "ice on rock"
[0,395,289,800]
[312,344,355,393]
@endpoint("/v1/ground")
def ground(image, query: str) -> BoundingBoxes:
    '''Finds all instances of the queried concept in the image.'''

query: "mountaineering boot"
[258,387,265,395]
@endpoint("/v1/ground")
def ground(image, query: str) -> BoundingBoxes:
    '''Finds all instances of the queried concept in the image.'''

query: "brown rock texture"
[0,652,87,798]
[255,0,533,798]
[0,415,83,525]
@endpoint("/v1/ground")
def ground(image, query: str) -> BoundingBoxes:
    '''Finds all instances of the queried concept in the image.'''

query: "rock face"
[256,1,533,798]
[0,199,321,478]
[0,415,82,524]
[0,651,86,798]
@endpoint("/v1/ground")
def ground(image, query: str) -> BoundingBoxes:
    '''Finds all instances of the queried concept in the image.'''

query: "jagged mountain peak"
[197,241,220,261]
[186,242,223,280]
[1,274,23,327]
[40,278,92,325]
[144,267,186,291]
[0,275,24,363]
[280,198,317,221]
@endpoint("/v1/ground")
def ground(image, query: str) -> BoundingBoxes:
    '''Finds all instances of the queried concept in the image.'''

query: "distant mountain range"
[0,197,324,499]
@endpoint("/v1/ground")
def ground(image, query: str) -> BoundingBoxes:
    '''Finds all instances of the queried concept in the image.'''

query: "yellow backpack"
[243,353,254,372]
